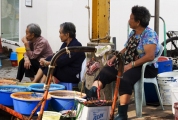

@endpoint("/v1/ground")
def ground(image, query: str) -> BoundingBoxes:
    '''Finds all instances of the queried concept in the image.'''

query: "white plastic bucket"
[170,83,178,114]
[157,72,178,105]
[37,111,61,120]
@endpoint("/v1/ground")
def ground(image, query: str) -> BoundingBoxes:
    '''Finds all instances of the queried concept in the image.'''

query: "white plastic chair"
[134,44,164,117]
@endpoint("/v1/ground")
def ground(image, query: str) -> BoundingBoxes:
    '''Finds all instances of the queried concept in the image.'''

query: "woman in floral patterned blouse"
[86,5,160,120]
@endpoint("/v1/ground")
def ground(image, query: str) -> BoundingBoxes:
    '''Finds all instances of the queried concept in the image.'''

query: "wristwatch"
[25,48,30,51]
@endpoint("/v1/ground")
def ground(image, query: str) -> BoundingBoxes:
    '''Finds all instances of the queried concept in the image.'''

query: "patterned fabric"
[126,27,159,58]
[124,34,140,65]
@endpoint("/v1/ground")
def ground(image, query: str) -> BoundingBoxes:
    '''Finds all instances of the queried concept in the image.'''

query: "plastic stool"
[59,82,78,90]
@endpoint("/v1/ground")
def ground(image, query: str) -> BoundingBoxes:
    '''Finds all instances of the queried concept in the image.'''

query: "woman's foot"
[85,86,97,98]
[114,104,128,120]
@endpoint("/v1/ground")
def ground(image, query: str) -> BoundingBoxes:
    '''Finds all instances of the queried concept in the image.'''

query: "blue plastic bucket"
[10,52,18,66]
[0,85,31,106]
[11,92,51,115]
[49,90,86,111]
[10,52,17,60]
[29,83,65,93]
[157,59,173,73]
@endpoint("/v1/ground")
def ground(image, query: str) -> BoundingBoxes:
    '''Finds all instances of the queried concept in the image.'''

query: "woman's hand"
[39,58,46,67]
[124,63,132,73]
[107,55,116,66]
[22,36,28,44]
[24,59,31,69]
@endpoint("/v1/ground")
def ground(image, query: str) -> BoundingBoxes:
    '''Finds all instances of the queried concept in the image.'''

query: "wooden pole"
[110,53,124,120]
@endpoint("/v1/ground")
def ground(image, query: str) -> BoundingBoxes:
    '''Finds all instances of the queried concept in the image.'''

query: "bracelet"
[25,48,30,51]
[44,61,49,67]
[131,61,135,68]
[24,56,29,60]
[44,61,47,67]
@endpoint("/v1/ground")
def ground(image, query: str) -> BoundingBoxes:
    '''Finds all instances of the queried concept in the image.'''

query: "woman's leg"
[119,94,131,105]
[25,59,40,81]
[16,58,25,82]
[92,80,103,88]
[32,69,43,83]
[40,75,47,83]
[115,66,143,120]
[86,65,118,98]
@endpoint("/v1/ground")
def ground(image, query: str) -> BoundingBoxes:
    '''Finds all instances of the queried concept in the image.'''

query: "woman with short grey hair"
[16,23,53,82]
[27,23,41,37]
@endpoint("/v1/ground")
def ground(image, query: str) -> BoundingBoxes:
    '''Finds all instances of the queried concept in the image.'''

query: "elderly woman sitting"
[86,5,160,120]
[32,22,85,84]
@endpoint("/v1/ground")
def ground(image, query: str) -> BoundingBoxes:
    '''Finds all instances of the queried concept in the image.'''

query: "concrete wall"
[1,0,178,52]
[19,0,48,46]
[111,0,178,51]
[46,0,89,52]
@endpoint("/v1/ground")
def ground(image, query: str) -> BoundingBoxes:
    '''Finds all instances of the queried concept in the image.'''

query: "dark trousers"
[95,64,158,96]
[16,58,40,81]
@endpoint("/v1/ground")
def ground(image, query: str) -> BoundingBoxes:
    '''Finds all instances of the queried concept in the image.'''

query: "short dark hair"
[60,22,76,38]
[27,23,41,37]
[132,5,151,28]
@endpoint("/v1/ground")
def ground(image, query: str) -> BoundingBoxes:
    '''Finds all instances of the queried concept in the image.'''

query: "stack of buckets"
[145,56,173,104]
[157,56,178,118]
[9,47,26,66]
[10,52,18,67]
[157,56,173,105]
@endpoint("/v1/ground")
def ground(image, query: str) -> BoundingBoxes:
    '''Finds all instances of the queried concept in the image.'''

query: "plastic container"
[158,56,169,62]
[77,103,111,120]
[17,82,36,87]
[157,72,178,105]
[11,92,51,115]
[145,59,172,104]
[10,52,18,66]
[49,90,86,111]
[60,110,76,119]
[0,85,31,106]
[174,102,178,120]
[157,59,173,74]
[37,111,61,120]
[16,47,26,64]
[169,83,178,114]
[29,83,65,93]
[0,79,18,85]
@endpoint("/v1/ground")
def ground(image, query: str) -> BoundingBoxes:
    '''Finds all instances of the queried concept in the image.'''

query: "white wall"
[46,0,178,52]
[2,0,178,52]
[19,0,48,46]
[110,0,178,50]
[46,0,89,52]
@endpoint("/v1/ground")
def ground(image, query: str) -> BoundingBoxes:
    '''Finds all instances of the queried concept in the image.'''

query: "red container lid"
[158,56,169,62]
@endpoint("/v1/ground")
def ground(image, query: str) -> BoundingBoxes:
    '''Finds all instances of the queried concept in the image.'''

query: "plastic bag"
[86,58,100,75]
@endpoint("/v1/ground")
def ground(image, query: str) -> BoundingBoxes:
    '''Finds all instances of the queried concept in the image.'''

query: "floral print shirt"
[125,27,159,58]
